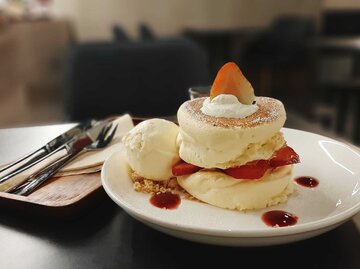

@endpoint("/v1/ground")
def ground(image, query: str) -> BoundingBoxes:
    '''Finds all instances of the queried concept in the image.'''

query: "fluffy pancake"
[177,165,294,211]
[177,97,286,169]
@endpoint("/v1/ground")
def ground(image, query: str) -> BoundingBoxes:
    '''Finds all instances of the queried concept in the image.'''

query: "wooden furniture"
[0,20,73,127]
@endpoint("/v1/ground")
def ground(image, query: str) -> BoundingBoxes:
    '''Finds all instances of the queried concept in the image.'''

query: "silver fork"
[13,123,118,196]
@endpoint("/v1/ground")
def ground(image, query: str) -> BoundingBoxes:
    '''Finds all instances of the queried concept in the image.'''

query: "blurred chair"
[246,16,315,65]
[322,10,360,37]
[138,23,155,41]
[112,25,131,42]
[320,80,360,144]
[243,16,315,104]
[64,38,210,121]
[312,42,360,144]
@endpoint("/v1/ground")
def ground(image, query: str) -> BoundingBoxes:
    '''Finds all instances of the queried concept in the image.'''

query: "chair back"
[64,38,210,121]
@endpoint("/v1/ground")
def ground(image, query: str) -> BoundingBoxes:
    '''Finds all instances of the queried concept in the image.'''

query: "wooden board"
[0,172,105,217]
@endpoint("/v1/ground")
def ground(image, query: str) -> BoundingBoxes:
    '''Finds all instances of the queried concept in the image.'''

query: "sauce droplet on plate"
[262,210,298,227]
[150,192,181,209]
[295,176,319,188]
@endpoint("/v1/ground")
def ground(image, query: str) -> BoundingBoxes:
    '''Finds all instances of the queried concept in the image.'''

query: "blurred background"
[0,0,359,146]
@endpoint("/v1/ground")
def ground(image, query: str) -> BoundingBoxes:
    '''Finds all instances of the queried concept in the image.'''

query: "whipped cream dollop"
[201,94,258,118]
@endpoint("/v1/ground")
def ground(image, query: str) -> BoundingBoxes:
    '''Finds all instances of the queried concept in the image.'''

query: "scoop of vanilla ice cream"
[177,165,294,211]
[122,119,180,181]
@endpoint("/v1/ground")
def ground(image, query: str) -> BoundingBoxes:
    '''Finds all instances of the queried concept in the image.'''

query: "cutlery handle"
[0,147,68,192]
[14,151,79,196]
[0,121,93,183]
[0,148,47,175]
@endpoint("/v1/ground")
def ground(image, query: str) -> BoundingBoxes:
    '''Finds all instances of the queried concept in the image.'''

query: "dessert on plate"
[122,118,184,195]
[123,118,180,181]
[123,62,300,211]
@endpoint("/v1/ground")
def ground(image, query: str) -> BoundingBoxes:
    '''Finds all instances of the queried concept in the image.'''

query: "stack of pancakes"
[176,96,296,211]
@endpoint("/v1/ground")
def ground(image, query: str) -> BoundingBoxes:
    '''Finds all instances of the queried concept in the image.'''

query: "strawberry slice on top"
[210,62,255,105]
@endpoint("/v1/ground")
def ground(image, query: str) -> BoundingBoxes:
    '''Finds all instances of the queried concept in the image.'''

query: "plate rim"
[101,127,360,238]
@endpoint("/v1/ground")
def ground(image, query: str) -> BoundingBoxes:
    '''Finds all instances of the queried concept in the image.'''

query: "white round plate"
[101,128,360,246]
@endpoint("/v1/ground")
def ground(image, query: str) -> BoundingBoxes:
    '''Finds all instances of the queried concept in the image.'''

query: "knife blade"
[0,120,94,178]
[0,120,109,193]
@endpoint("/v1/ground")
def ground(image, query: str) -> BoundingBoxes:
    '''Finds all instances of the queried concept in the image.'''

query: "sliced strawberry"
[172,161,201,176]
[224,160,270,180]
[270,146,300,167]
[210,62,255,104]
[172,146,300,179]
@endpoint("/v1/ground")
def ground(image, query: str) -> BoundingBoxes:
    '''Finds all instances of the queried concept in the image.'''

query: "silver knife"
[0,120,109,193]
[0,120,94,178]
[13,121,114,196]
